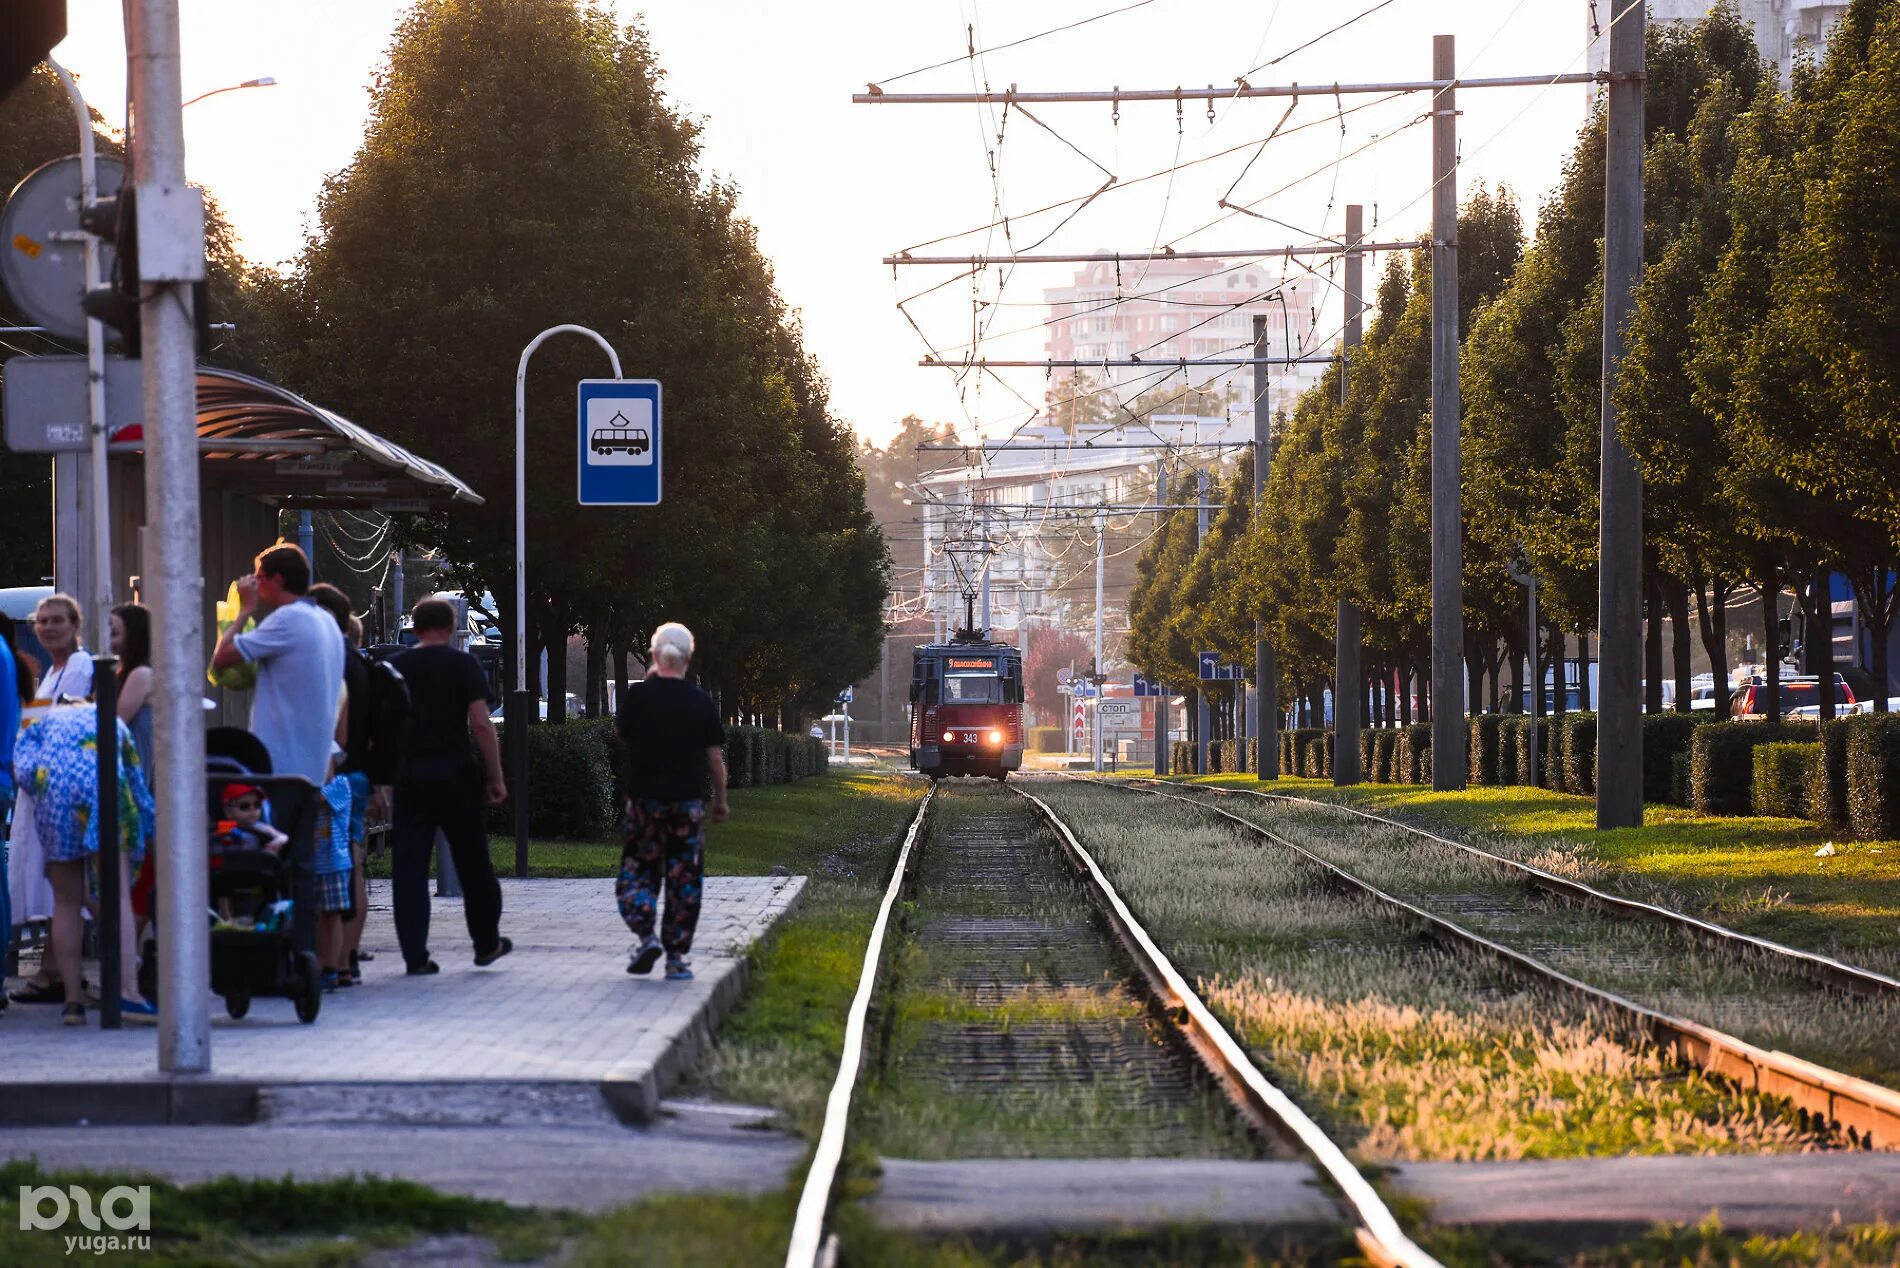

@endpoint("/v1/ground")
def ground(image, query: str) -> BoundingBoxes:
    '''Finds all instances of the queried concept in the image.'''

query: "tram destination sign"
[577,378,662,506]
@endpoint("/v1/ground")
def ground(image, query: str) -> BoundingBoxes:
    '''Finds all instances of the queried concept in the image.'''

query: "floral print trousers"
[615,798,705,955]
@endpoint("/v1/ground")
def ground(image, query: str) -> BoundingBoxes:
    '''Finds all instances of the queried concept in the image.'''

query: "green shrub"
[1207,739,1233,774]
[1291,728,1324,778]
[1372,729,1398,783]
[1358,729,1375,782]
[1495,717,1521,785]
[1846,715,1900,841]
[1642,713,1704,805]
[1171,740,1194,774]
[1279,731,1297,775]
[1509,717,1549,786]
[491,718,617,840]
[1397,724,1432,785]
[1321,732,1335,778]
[1690,720,1814,816]
[1468,715,1503,786]
[1247,737,1259,774]
[724,728,753,789]
[1559,713,1597,796]
[1808,718,1851,829]
[1751,742,1816,819]
[1028,725,1063,753]
[1670,750,1692,807]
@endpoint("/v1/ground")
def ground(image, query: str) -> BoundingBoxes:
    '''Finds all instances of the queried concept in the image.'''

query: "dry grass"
[1025,779,1835,1162]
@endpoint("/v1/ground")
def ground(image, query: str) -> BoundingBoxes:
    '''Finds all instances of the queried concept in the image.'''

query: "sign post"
[514,326,622,879]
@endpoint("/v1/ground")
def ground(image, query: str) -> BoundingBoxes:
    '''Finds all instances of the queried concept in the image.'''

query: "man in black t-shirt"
[389,597,511,975]
[614,621,728,980]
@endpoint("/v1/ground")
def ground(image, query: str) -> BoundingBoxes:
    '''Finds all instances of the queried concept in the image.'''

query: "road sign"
[0,155,126,341]
[577,378,661,506]
[838,685,853,704]
[1071,700,1086,739]
[1097,699,1142,731]
[1133,673,1168,697]
[1198,652,1220,679]
[3,354,142,452]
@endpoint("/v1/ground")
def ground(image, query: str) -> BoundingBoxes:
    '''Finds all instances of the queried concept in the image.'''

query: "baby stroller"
[138,728,324,1023]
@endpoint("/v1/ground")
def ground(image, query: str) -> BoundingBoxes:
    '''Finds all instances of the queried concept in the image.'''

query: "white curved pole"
[513,325,621,699]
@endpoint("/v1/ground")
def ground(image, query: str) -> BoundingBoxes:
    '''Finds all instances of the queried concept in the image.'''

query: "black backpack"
[361,651,412,784]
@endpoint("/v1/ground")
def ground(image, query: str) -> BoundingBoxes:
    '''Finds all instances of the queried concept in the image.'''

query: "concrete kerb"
[4,877,807,1130]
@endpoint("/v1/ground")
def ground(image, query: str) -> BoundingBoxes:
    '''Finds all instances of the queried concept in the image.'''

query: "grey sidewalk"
[0,875,803,1123]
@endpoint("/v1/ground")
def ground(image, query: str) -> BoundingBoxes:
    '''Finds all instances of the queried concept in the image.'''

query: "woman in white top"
[6,594,93,1005]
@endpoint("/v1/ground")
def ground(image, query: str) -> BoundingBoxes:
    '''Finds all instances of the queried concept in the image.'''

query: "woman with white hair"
[612,622,729,981]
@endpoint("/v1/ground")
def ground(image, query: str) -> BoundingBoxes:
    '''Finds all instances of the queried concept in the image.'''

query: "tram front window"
[943,673,1002,705]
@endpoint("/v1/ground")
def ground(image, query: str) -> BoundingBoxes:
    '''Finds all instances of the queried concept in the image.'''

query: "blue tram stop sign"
[578,379,662,506]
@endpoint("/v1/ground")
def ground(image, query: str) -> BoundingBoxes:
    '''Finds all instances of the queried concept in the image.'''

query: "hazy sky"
[50,1,1605,445]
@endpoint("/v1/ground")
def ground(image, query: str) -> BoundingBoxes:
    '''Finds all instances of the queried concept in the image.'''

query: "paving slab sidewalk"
[0,875,803,1125]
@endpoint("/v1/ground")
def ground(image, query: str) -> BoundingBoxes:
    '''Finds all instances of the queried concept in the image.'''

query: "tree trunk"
[1577,631,1592,711]
[1466,635,1485,717]
[1759,566,1781,723]
[1398,658,1413,726]
[1419,662,1431,725]
[1693,568,1732,719]
[612,642,629,716]
[1644,574,1664,714]
[1550,622,1567,719]
[1508,634,1525,714]
[584,633,605,718]
[1807,571,1835,720]
[1852,569,1897,714]
[1667,575,1693,713]
[545,628,569,725]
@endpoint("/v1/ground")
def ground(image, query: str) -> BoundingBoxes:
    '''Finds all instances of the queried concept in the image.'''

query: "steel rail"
[785,784,935,1268]
[1113,781,1900,1150]
[1013,782,1439,1268]
[1159,781,1900,1000]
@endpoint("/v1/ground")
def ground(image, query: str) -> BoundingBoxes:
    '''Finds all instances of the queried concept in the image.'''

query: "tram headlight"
[941,730,955,743]
[986,729,1002,745]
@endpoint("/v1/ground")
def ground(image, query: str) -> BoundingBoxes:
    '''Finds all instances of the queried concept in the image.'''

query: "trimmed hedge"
[1171,740,1194,774]
[1558,713,1597,796]
[1468,715,1504,786]
[1809,719,1850,830]
[1752,742,1816,819]
[1209,739,1238,774]
[1372,728,1398,783]
[491,718,618,840]
[1690,720,1814,817]
[1248,737,1260,774]
[1670,750,1693,807]
[1643,713,1705,806]
[1496,717,1520,785]
[1028,725,1063,753]
[1397,724,1432,785]
[1291,728,1325,778]
[1846,715,1900,841]
[1503,716,1548,786]
[1359,729,1376,783]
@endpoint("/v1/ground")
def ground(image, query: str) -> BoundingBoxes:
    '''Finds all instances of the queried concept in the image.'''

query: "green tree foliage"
[256,0,886,722]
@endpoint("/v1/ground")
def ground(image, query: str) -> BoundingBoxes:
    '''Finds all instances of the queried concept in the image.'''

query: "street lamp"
[181,76,276,109]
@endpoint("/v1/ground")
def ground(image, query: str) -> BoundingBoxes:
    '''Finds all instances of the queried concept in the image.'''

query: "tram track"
[1103,776,1900,1151]
[785,778,1438,1268]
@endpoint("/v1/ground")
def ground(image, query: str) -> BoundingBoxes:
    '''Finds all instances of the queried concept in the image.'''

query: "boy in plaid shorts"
[315,764,355,991]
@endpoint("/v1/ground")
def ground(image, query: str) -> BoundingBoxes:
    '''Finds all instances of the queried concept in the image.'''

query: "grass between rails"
[1184,774,1900,971]
[1029,780,1827,1163]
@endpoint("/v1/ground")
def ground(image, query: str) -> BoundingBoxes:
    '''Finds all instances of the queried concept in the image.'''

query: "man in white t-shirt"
[211,544,344,784]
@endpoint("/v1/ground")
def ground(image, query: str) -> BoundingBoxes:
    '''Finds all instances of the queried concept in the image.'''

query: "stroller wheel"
[224,992,251,1020]
[293,951,321,1024]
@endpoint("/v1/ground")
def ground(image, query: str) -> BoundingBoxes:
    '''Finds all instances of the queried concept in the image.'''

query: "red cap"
[221,782,261,803]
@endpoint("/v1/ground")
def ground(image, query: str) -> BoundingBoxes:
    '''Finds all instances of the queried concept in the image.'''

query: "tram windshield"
[943,671,1004,704]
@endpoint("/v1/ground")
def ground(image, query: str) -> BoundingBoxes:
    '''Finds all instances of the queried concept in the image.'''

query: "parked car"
[1733,675,1854,717]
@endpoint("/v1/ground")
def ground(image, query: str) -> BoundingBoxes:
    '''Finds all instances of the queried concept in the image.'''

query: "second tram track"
[1101,776,1900,1152]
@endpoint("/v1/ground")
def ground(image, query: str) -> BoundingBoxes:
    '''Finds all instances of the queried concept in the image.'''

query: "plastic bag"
[207,581,260,691]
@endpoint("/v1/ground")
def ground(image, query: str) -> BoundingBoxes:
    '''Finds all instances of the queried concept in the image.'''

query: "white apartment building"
[1587,1,1848,87]
[1043,255,1328,423]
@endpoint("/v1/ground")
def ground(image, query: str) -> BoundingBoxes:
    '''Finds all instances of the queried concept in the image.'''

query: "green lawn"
[1181,774,1900,967]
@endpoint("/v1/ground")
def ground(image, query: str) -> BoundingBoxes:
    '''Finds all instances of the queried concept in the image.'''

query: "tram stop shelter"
[55,365,482,726]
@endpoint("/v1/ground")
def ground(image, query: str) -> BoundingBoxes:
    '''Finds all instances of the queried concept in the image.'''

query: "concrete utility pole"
[133,0,212,1071]
[1429,34,1467,791]
[1335,204,1366,786]
[1092,510,1106,773]
[1596,0,1646,828]
[1252,316,1278,781]
[1154,459,1170,776]
[1196,469,1211,776]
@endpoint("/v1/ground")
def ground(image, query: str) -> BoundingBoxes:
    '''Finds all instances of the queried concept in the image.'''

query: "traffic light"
[79,182,213,359]
[80,186,140,355]
[0,2,66,102]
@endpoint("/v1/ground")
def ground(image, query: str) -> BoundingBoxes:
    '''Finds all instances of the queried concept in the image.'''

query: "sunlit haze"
[51,1,1597,445]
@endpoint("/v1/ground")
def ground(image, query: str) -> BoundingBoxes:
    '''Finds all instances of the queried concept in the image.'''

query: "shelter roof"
[110,366,482,509]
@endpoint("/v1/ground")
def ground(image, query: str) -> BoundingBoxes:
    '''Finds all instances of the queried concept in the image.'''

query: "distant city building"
[1042,256,1327,423]
[1586,1,1848,87]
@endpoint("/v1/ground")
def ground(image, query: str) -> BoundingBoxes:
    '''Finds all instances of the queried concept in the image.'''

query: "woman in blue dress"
[13,703,157,1025]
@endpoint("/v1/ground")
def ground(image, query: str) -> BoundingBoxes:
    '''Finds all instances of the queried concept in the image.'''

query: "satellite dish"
[0,154,125,342]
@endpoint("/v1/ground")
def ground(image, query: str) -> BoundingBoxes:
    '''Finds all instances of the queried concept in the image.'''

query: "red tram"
[909,636,1024,781]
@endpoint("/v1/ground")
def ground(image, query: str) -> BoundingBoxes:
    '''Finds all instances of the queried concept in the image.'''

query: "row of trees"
[246,0,887,724]
[1131,2,1900,729]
